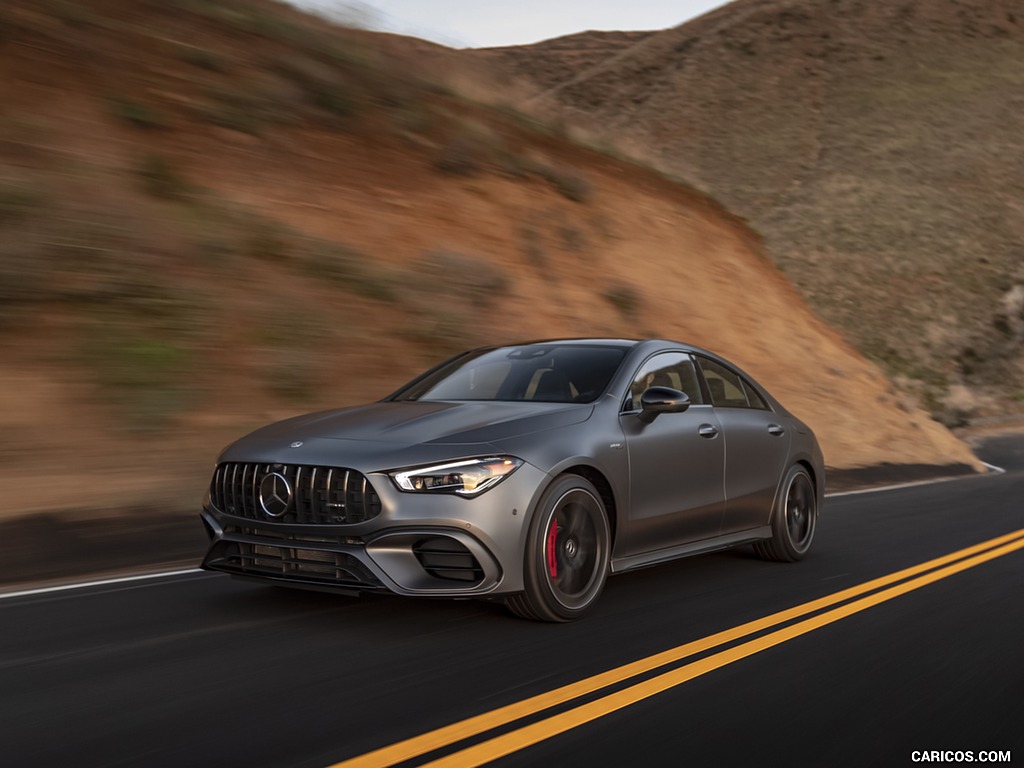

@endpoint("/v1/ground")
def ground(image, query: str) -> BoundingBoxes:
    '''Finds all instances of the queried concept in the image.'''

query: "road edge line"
[0,568,206,600]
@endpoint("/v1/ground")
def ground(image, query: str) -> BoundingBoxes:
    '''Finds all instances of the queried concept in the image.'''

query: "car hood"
[219,400,593,466]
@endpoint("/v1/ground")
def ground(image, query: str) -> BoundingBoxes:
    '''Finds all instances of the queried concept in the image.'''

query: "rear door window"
[697,357,769,410]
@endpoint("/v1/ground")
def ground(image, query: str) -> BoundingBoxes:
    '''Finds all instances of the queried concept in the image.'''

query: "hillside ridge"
[492,0,1024,426]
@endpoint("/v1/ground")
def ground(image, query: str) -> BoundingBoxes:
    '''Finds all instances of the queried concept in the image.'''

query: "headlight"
[389,456,523,496]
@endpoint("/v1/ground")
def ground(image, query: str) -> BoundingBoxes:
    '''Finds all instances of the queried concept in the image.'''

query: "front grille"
[412,537,484,583]
[211,462,382,525]
[213,541,383,588]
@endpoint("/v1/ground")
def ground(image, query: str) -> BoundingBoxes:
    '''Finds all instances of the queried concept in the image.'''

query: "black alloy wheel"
[754,464,817,562]
[507,475,611,622]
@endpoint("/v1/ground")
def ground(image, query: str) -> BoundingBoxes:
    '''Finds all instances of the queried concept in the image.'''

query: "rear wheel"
[506,475,611,622]
[754,464,817,562]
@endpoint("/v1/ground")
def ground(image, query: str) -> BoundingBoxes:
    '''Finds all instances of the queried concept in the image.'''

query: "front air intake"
[412,537,485,583]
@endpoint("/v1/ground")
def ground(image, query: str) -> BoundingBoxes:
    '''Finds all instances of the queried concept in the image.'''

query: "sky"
[291,1,731,49]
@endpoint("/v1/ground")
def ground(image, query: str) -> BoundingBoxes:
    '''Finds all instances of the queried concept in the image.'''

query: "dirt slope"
[0,0,982,520]
[503,0,1024,425]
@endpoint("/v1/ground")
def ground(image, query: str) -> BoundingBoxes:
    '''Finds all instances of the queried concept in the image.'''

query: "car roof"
[480,338,715,356]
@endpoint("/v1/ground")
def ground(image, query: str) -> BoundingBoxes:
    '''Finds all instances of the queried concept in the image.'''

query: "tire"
[754,464,817,562]
[506,475,611,622]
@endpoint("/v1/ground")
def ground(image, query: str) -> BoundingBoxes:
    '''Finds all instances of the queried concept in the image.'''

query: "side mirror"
[638,386,690,423]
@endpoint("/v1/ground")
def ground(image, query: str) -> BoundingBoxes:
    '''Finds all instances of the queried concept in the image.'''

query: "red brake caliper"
[546,519,559,579]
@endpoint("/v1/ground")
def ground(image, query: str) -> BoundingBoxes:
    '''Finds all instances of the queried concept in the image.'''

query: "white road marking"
[826,462,1006,498]
[0,568,205,601]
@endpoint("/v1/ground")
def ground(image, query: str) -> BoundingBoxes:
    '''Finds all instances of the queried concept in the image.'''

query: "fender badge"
[290,441,304,448]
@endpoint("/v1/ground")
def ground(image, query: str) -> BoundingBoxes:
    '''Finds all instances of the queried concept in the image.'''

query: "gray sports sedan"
[200,339,824,621]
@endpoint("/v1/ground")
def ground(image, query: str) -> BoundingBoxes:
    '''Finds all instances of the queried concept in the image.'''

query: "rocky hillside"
[477,30,655,93]
[503,0,1024,425]
[0,0,982,520]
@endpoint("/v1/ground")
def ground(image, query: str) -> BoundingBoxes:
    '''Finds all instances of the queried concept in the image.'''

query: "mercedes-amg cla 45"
[200,339,824,621]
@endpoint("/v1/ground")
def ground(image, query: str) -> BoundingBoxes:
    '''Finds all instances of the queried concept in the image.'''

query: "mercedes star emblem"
[259,472,293,518]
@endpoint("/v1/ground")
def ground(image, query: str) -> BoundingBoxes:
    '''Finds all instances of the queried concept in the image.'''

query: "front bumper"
[200,461,548,597]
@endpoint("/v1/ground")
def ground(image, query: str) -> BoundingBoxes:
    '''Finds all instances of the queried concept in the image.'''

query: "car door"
[697,357,790,534]
[617,352,725,557]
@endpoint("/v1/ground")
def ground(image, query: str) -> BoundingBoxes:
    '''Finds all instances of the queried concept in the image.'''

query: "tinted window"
[743,381,769,410]
[624,352,704,411]
[393,345,628,403]
[698,357,769,410]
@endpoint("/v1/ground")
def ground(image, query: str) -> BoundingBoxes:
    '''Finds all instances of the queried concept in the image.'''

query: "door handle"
[698,424,719,438]
[768,424,785,436]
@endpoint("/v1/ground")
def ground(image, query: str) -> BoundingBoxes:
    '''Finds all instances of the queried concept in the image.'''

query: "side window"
[698,357,770,410]
[743,381,769,410]
[624,352,704,411]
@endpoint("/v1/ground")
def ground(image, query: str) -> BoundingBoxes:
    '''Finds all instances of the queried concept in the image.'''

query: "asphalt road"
[2,435,1022,768]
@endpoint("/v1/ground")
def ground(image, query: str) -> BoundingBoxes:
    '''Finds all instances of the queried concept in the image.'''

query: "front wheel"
[506,475,611,622]
[754,464,817,562]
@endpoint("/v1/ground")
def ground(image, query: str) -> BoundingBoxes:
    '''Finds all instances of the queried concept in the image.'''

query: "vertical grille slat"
[324,468,335,525]
[294,466,305,517]
[210,462,381,526]
[309,467,320,523]
[230,464,240,514]
[239,464,250,517]
[220,464,230,514]
[247,463,257,517]
[360,476,368,523]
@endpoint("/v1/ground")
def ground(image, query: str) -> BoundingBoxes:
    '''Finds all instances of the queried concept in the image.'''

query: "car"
[200,339,824,621]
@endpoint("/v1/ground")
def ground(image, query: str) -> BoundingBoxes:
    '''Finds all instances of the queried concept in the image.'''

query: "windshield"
[391,344,630,403]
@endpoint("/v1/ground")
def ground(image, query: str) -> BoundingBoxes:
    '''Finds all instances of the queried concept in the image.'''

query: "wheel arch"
[794,457,823,515]
[559,464,618,546]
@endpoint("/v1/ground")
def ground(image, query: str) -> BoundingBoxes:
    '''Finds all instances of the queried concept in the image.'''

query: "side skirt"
[610,526,772,574]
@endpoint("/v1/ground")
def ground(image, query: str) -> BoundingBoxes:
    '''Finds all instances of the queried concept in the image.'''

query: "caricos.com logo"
[911,752,1012,763]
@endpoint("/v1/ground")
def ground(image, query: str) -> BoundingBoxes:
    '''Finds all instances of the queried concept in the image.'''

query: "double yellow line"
[332,528,1024,768]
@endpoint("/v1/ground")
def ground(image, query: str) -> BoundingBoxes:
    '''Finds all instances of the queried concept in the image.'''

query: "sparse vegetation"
[301,242,398,302]
[520,225,546,266]
[530,162,592,203]
[0,184,45,222]
[433,136,483,176]
[108,97,167,130]
[43,0,100,29]
[400,308,477,359]
[177,44,227,72]
[83,329,192,430]
[251,307,330,403]
[244,216,291,262]
[415,250,509,307]
[560,225,586,252]
[602,283,641,319]
[266,351,317,403]
[275,58,358,122]
[136,155,191,200]
[197,83,289,135]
